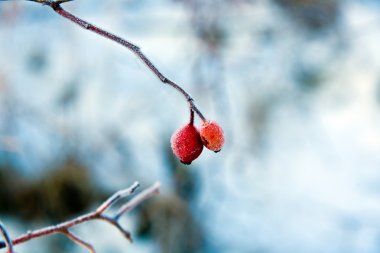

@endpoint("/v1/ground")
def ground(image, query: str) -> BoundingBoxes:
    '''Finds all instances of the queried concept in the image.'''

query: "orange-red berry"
[171,124,203,164]
[199,121,224,152]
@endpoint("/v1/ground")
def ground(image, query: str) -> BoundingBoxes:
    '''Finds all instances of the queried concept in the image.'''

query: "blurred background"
[1,0,380,252]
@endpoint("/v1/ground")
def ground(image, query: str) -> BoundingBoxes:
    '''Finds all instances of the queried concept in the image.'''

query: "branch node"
[96,181,140,214]
[115,182,161,220]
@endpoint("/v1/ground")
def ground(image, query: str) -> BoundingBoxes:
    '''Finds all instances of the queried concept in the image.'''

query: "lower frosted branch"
[0,182,160,252]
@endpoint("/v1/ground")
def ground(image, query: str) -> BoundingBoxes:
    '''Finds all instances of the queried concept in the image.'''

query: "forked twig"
[96,181,140,213]
[115,182,161,220]
[0,182,161,252]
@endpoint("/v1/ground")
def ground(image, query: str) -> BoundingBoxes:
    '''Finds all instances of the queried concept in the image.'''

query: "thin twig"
[189,106,195,125]
[98,215,132,243]
[115,182,161,220]
[0,182,161,251]
[11,212,99,246]
[96,181,139,213]
[62,229,95,253]
[0,221,14,253]
[38,0,206,121]
[0,0,208,122]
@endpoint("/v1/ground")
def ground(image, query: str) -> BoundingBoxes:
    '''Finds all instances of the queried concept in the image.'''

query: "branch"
[115,182,161,220]
[0,182,161,252]
[11,0,206,122]
[96,181,139,213]
[0,221,14,253]
[1,0,207,120]
[62,229,95,253]
[98,216,132,242]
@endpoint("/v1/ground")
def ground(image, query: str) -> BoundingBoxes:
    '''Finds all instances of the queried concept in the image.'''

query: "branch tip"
[115,181,161,220]
[96,181,140,213]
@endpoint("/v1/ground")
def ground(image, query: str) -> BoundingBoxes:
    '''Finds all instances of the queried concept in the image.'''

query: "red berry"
[171,124,203,164]
[199,121,224,152]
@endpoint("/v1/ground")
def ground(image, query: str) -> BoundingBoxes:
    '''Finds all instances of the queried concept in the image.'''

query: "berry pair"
[171,120,224,164]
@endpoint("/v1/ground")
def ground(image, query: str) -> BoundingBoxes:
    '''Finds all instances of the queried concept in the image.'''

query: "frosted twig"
[2,0,207,121]
[96,181,139,213]
[0,221,14,253]
[115,182,161,220]
[0,182,161,251]
[62,229,95,253]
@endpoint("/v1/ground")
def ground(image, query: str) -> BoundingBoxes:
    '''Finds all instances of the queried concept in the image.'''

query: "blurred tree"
[294,65,324,92]
[137,196,203,253]
[274,0,340,32]
[26,48,48,74]
[0,156,105,222]
[39,156,97,221]
[166,144,199,201]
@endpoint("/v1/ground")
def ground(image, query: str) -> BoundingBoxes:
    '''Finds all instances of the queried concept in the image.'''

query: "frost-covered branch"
[1,0,206,122]
[0,221,14,253]
[0,182,160,252]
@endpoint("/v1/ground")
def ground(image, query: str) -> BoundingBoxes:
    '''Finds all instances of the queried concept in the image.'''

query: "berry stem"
[30,0,206,121]
[189,107,194,125]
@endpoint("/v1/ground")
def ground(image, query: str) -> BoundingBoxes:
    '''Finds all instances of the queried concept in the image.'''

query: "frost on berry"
[171,124,203,165]
[199,121,225,152]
